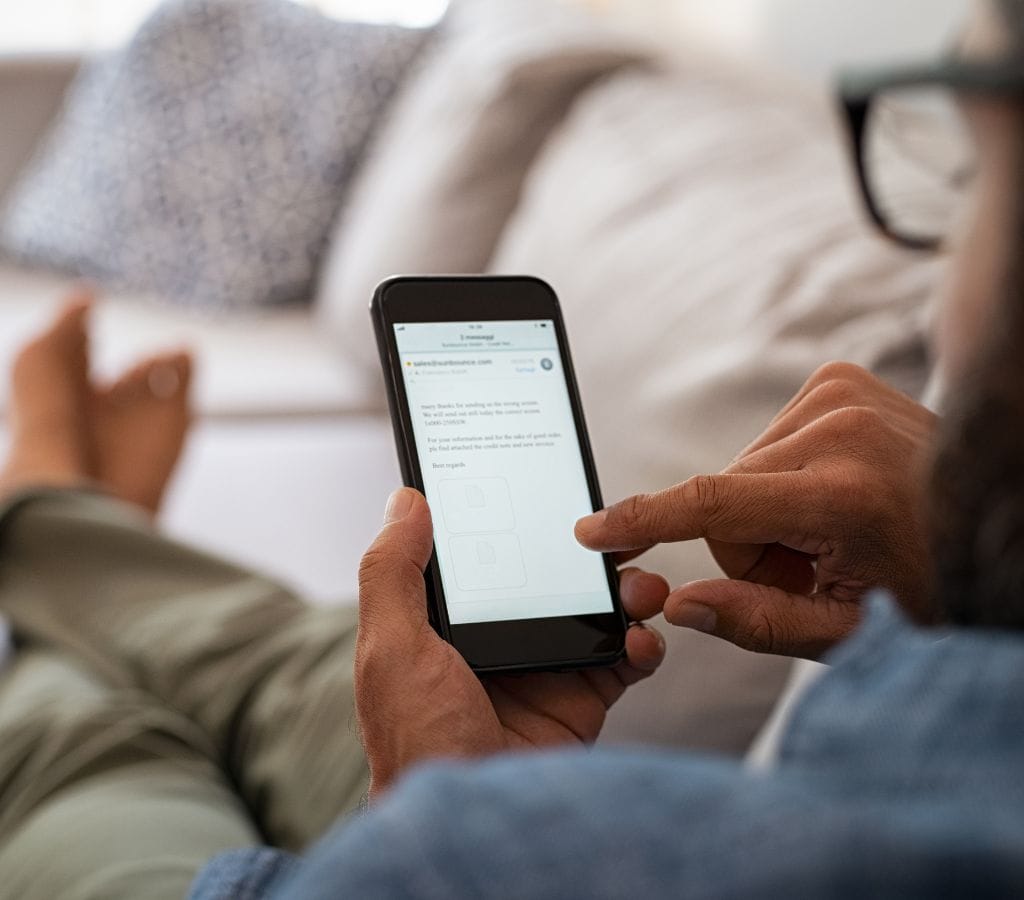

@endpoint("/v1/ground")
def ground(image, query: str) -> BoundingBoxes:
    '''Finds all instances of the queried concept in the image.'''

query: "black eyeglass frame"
[839,61,1024,251]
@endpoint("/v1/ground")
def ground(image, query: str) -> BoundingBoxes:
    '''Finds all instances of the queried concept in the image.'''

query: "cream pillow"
[314,0,649,368]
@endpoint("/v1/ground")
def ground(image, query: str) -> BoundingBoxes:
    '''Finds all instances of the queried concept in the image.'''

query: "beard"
[929,215,1024,629]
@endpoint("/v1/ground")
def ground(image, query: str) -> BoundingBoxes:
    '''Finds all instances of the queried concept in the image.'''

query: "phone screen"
[394,319,615,626]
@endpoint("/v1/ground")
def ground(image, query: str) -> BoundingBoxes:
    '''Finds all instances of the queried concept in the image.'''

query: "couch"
[0,0,959,755]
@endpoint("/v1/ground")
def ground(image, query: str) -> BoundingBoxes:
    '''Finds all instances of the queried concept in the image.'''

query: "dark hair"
[929,149,1024,628]
[927,0,1024,630]
[997,0,1024,51]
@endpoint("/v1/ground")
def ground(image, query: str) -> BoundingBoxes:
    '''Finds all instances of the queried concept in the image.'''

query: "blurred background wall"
[584,0,969,75]
[1,0,448,52]
[4,0,970,68]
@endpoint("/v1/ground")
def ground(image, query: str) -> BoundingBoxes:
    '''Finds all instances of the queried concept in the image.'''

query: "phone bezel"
[371,275,628,674]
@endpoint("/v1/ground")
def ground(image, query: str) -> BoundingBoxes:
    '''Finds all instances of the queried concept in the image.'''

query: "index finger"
[575,471,820,554]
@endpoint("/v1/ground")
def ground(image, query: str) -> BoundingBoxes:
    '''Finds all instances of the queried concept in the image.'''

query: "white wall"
[744,0,970,74]
[591,0,970,78]
[1,0,447,53]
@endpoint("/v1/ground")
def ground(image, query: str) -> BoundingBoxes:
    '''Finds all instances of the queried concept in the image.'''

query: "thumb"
[663,579,861,660]
[358,488,434,641]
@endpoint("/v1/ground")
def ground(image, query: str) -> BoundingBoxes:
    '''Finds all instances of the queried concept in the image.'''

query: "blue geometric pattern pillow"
[0,0,429,310]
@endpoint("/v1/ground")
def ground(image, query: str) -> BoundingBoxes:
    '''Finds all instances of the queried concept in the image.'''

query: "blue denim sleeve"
[267,742,1023,900]
[189,847,298,900]
[268,751,748,899]
[222,599,1024,898]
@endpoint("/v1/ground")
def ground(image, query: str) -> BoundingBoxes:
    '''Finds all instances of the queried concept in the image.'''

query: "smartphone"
[371,276,628,674]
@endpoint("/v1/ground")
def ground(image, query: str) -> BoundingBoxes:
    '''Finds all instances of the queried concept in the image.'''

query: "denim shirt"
[191,595,1024,899]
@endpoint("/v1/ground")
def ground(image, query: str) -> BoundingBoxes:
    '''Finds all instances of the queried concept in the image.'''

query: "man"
[259,0,1024,895]
[2,1,1022,898]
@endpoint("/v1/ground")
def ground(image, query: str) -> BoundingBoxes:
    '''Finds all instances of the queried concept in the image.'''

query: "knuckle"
[613,492,654,534]
[804,378,861,411]
[806,361,869,389]
[738,596,779,653]
[358,546,424,602]
[680,474,720,515]
[653,476,721,539]
[828,405,887,437]
[357,545,390,587]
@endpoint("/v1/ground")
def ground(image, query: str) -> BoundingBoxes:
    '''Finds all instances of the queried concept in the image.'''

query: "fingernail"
[673,603,717,634]
[576,509,607,537]
[384,489,414,524]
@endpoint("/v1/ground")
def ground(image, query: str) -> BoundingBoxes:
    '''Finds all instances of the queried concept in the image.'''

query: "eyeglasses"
[839,62,1024,251]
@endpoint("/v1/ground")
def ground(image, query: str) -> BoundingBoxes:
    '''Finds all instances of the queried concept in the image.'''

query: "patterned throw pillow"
[0,0,429,310]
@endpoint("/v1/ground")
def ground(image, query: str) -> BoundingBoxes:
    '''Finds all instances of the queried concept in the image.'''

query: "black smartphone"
[371,275,628,674]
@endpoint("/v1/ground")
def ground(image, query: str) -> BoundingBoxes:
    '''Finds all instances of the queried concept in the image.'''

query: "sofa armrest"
[0,54,80,207]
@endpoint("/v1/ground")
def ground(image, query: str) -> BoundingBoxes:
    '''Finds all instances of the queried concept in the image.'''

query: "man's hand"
[356,488,667,800]
[576,363,937,660]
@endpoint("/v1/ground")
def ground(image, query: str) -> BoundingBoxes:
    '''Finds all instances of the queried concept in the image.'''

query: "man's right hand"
[576,363,937,660]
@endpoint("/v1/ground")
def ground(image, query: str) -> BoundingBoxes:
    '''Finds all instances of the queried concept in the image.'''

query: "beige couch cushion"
[491,61,947,752]
[315,0,649,368]
[0,265,380,419]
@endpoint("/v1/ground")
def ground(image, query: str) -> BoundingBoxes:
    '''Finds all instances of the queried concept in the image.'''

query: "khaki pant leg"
[0,490,368,851]
[0,648,259,900]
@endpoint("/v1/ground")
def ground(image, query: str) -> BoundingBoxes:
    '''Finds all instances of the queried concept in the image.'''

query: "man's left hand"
[356,488,667,800]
